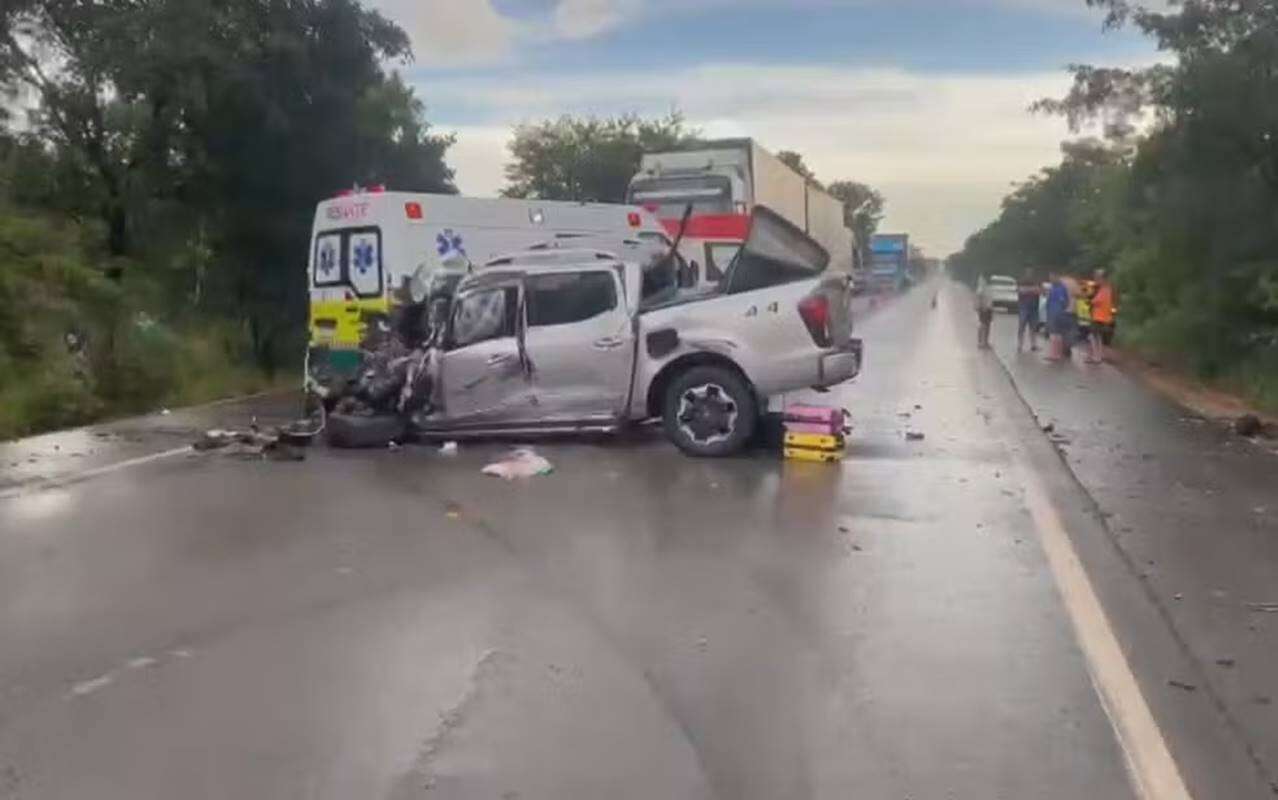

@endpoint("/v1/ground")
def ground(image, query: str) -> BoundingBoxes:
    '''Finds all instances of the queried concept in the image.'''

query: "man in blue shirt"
[1044,270,1071,361]
[1016,269,1042,353]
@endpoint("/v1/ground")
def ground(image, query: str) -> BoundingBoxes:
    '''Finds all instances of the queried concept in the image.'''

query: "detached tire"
[325,412,407,449]
[662,365,758,457]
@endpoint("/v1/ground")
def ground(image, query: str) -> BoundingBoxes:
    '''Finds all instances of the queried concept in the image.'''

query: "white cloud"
[369,0,519,67]
[421,64,1079,254]
[552,0,640,40]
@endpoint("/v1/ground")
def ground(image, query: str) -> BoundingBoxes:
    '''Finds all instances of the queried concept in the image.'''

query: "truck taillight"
[797,294,831,347]
[627,211,641,227]
[405,201,423,220]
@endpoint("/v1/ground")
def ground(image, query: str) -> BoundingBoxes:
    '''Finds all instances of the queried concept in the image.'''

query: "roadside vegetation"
[0,0,456,439]
[949,0,1278,411]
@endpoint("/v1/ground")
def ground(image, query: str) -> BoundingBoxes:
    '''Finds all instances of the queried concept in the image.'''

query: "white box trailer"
[628,138,855,276]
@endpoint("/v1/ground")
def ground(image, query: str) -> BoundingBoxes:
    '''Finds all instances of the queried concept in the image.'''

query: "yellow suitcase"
[784,447,843,463]
[783,432,845,452]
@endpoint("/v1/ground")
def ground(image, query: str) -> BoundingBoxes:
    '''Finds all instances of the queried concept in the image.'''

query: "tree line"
[949,0,1278,408]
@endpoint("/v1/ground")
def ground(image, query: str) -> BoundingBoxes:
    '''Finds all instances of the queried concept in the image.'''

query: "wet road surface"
[988,310,1278,797]
[1,283,1264,799]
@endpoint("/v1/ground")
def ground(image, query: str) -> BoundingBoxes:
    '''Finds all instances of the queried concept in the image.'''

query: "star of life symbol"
[318,241,337,275]
[352,240,376,275]
[436,229,465,257]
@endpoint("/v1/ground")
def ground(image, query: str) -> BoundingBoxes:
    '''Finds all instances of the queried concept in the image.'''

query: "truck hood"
[721,206,829,294]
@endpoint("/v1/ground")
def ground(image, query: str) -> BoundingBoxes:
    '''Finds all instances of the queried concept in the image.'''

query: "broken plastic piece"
[439,441,459,455]
[481,448,554,480]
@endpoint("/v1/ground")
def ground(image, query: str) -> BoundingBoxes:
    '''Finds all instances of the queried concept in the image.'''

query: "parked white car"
[988,274,1019,312]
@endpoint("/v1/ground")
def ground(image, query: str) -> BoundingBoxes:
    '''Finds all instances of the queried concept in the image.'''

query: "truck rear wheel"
[662,366,757,458]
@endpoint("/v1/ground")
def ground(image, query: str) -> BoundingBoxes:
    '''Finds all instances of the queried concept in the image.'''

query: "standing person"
[1089,268,1117,363]
[974,274,994,350]
[1016,269,1041,353]
[1044,270,1070,361]
[1059,272,1081,359]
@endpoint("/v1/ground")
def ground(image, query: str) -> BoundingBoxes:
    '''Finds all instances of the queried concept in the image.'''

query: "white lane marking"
[1020,463,1194,800]
[0,446,194,501]
[67,672,116,699]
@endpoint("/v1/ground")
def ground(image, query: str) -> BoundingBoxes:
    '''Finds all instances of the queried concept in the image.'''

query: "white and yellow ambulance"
[306,189,669,388]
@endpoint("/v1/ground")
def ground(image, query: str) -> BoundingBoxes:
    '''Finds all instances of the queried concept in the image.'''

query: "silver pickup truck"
[396,207,862,457]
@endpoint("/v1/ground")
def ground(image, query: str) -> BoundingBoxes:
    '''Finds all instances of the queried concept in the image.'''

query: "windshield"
[627,175,734,219]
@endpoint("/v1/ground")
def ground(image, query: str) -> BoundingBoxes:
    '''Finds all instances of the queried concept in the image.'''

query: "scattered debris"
[482,448,554,480]
[914,404,923,410]
[444,503,462,520]
[127,656,158,670]
[159,408,171,416]
[193,426,308,461]
[1255,695,1273,706]
[851,544,863,552]
[1173,593,1184,601]
[838,525,850,533]
[439,441,459,456]
[905,431,925,441]
[1215,658,1236,668]
[1246,602,1278,613]
[1167,680,1197,692]
[1235,414,1263,438]
[387,440,401,451]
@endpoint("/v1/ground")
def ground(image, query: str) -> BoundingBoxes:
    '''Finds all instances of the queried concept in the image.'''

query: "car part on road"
[192,427,309,461]
[481,448,554,480]
[662,365,758,457]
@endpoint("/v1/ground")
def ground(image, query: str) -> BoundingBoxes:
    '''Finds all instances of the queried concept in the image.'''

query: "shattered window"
[527,271,617,327]
[450,286,516,348]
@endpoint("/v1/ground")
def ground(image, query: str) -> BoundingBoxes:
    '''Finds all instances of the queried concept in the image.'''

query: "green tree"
[2,0,456,371]
[1032,0,1278,382]
[502,112,697,202]
[776,149,822,188]
[827,180,885,263]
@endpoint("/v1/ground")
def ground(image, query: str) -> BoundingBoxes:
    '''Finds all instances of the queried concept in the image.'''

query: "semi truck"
[868,233,910,292]
[626,139,855,286]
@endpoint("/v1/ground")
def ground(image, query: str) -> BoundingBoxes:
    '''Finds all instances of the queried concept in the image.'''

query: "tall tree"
[776,149,822,188]
[1,0,457,369]
[503,112,697,202]
[827,180,885,261]
[1030,0,1278,376]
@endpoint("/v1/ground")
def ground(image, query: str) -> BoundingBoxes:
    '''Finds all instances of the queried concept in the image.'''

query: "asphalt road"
[0,283,1271,799]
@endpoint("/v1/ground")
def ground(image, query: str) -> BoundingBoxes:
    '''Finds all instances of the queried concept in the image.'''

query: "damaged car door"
[522,268,635,425]
[435,278,533,426]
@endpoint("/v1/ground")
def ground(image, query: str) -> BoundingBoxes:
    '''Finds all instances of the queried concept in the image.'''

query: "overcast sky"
[372,0,1159,255]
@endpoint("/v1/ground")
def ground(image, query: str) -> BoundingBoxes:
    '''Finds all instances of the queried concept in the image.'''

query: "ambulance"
[305,189,669,390]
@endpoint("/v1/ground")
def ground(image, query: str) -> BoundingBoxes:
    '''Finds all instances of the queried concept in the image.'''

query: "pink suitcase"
[782,404,849,435]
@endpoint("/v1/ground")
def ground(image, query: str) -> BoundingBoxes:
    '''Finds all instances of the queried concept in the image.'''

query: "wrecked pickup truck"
[321,207,863,457]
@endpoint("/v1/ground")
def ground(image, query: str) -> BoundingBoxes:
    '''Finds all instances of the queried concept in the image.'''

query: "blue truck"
[869,233,910,292]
